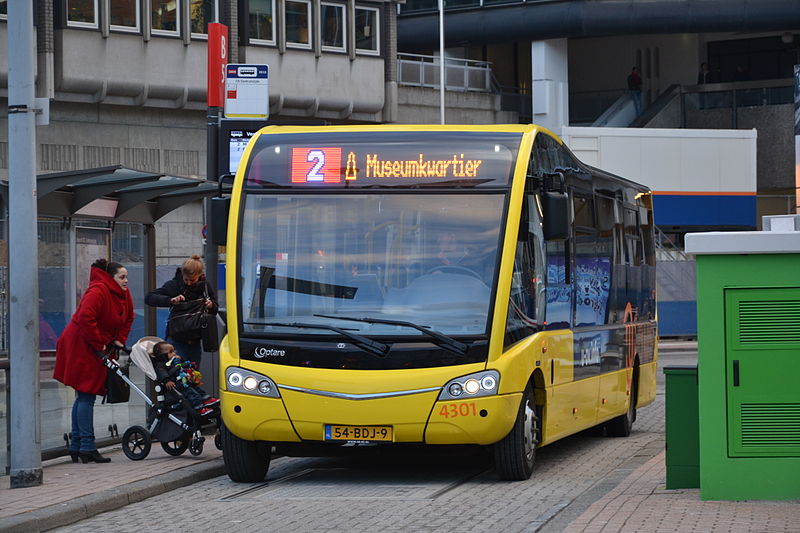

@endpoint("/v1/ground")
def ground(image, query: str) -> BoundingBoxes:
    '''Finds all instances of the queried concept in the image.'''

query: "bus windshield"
[239,193,506,337]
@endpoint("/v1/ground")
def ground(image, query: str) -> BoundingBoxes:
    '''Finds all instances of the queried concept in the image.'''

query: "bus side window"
[573,193,607,327]
[505,194,546,346]
[532,133,553,173]
[545,239,572,330]
[623,207,643,318]
[597,194,625,324]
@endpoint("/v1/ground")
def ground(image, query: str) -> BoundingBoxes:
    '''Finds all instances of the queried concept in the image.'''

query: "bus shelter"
[0,165,220,469]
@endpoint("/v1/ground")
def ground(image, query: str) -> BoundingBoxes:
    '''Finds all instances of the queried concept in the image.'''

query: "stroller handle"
[95,345,132,368]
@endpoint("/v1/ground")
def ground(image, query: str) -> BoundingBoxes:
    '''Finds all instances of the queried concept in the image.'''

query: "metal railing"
[681,78,793,128]
[656,227,689,262]
[397,53,493,92]
[400,0,555,15]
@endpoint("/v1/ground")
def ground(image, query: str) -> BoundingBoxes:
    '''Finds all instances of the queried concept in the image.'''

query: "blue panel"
[658,301,697,336]
[218,263,226,290]
[653,195,756,228]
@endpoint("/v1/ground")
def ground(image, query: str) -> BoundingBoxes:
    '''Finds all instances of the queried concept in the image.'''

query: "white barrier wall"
[560,126,757,229]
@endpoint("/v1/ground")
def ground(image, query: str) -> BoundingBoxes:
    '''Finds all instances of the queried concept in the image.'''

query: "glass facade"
[355,7,378,53]
[249,0,275,43]
[152,0,179,34]
[285,0,311,46]
[321,3,345,50]
[67,0,98,26]
[110,0,139,30]
[190,0,216,34]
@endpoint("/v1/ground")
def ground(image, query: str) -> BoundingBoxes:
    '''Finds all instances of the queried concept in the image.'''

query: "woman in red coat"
[54,259,134,463]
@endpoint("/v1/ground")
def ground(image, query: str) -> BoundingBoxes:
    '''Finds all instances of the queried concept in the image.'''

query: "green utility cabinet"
[664,366,699,489]
[685,215,800,501]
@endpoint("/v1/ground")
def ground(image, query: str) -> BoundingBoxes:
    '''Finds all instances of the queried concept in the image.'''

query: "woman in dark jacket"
[54,259,134,463]
[145,255,218,366]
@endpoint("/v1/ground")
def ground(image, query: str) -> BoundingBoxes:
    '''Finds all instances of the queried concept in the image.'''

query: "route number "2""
[291,147,342,183]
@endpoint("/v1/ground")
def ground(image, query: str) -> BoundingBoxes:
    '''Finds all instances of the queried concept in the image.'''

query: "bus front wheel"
[221,424,271,482]
[494,384,539,481]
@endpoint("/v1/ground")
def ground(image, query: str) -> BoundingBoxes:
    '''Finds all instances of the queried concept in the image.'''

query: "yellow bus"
[214,124,658,482]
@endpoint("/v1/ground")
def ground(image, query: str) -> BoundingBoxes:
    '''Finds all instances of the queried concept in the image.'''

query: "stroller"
[103,336,221,460]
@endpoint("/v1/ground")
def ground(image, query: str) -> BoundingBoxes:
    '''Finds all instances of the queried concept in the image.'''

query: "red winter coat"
[53,267,134,395]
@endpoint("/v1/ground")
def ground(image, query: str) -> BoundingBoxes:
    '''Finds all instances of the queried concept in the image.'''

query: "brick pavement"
[563,451,800,533]
[0,446,224,532]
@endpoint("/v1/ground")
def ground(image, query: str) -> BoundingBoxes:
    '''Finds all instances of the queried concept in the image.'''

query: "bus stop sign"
[224,64,269,119]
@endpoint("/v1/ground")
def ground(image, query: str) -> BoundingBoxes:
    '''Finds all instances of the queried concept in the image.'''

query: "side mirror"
[210,196,230,246]
[542,191,569,240]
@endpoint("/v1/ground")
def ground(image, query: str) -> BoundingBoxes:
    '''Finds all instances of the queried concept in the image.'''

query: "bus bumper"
[222,391,301,442]
[425,393,521,445]
[222,387,521,446]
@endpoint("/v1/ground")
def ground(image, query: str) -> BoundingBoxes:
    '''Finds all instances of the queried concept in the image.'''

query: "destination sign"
[290,148,485,184]
[245,131,522,188]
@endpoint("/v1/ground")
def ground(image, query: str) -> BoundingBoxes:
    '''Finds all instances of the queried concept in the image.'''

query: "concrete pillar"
[531,39,569,132]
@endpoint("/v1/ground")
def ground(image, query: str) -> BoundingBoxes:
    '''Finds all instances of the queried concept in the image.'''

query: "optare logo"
[254,347,286,358]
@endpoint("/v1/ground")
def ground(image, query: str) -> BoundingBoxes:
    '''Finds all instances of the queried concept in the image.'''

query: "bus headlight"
[225,367,280,398]
[439,370,500,400]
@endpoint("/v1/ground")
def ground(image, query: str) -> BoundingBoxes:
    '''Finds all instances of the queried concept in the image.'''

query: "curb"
[0,458,226,533]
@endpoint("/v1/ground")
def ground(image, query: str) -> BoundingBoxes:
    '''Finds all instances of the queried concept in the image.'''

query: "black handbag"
[168,283,211,342]
[202,313,220,353]
[104,364,130,404]
[168,299,208,342]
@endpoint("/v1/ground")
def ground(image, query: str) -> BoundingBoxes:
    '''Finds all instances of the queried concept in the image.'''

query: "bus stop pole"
[205,106,220,292]
[7,0,43,488]
[204,23,227,292]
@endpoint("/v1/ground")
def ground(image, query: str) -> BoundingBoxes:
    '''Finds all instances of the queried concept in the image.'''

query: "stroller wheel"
[214,432,222,450]
[190,436,205,456]
[161,439,190,456]
[122,426,151,461]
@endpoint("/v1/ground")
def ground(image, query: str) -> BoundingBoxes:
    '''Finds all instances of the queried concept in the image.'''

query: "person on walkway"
[145,255,218,367]
[697,62,717,84]
[697,62,717,109]
[627,66,643,115]
[54,259,134,464]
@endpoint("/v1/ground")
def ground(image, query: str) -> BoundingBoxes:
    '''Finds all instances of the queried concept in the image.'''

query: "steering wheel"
[426,264,484,280]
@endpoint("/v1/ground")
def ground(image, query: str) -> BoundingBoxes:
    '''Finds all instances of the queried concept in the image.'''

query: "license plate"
[324,425,393,442]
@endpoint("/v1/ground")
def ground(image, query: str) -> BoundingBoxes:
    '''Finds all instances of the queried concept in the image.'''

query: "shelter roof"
[2,165,222,223]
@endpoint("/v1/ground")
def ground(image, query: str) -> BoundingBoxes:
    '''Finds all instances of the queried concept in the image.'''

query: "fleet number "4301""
[439,402,477,418]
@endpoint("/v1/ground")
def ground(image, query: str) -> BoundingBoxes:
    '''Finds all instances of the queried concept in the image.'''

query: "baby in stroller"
[151,341,219,416]
[119,336,222,460]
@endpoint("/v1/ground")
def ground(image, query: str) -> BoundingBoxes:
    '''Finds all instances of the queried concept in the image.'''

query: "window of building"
[190,0,217,36]
[152,0,180,35]
[285,0,311,48]
[249,0,275,44]
[67,0,98,28]
[354,6,379,54]
[321,3,346,51]
[110,0,140,32]
[0,1,7,18]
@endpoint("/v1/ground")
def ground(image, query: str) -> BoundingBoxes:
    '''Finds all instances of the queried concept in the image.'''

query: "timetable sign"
[224,64,269,119]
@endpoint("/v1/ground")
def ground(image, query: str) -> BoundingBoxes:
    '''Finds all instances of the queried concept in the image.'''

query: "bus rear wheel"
[221,424,271,482]
[607,373,637,437]
[494,384,539,481]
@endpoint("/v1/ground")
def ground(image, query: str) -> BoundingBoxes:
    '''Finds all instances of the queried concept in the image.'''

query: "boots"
[79,450,111,463]
[69,451,80,463]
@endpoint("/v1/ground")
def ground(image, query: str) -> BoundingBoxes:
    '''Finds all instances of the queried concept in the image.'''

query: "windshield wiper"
[264,322,390,357]
[314,314,469,356]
